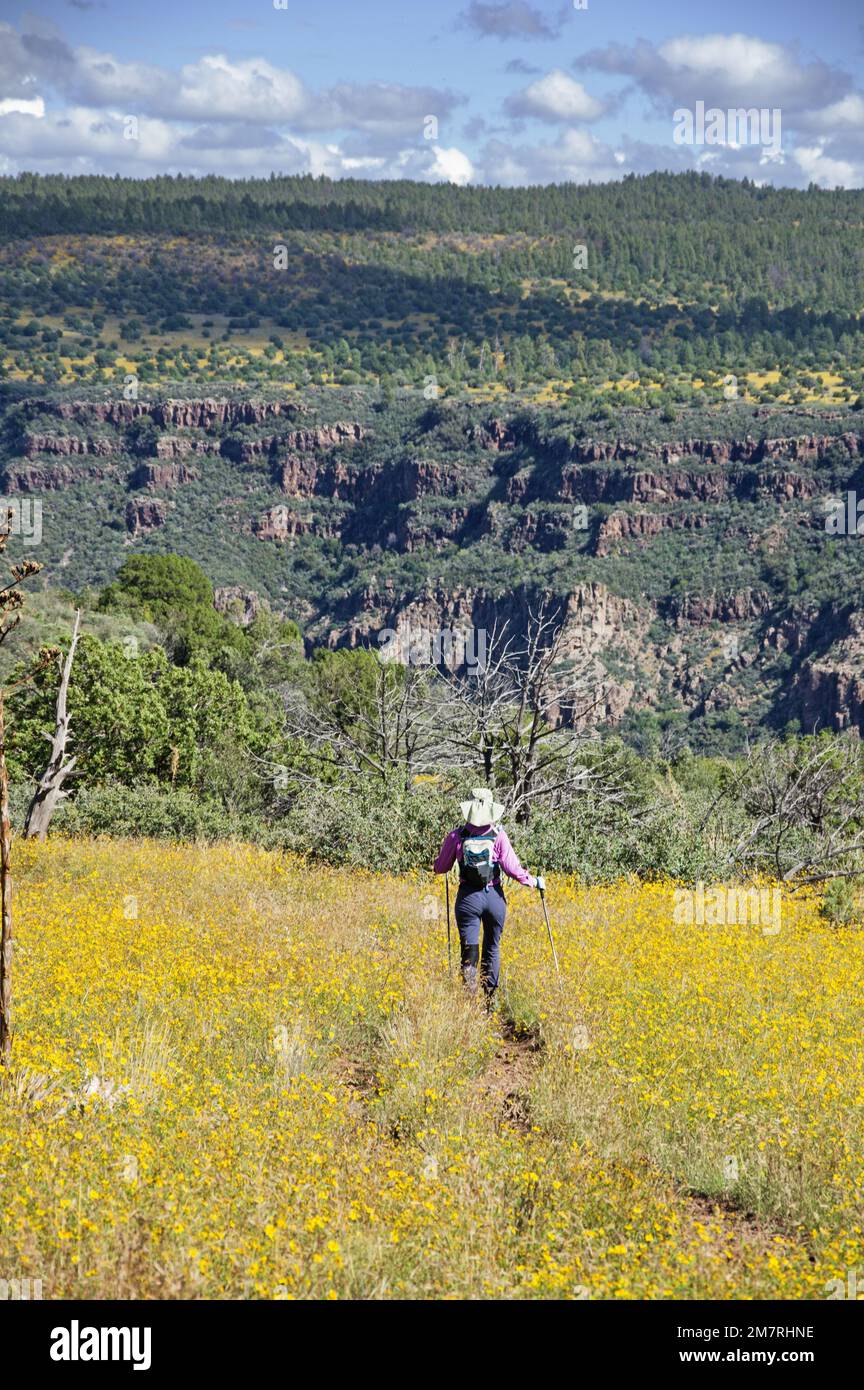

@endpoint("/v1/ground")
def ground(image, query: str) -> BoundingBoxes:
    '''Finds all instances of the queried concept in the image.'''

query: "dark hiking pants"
[454,884,507,995]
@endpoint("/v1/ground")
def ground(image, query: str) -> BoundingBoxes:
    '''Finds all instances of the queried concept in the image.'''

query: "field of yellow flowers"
[1,837,862,1300]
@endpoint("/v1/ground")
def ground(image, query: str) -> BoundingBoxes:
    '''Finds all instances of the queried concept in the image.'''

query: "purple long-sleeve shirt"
[433,824,536,888]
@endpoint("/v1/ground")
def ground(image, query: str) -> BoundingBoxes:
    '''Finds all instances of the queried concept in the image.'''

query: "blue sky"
[0,0,862,186]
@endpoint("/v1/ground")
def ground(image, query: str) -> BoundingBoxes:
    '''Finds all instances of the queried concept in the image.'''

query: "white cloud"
[0,100,477,183]
[60,45,177,110]
[660,34,794,94]
[0,20,462,136]
[426,145,475,184]
[793,142,862,188]
[0,15,473,178]
[478,127,625,185]
[0,17,861,188]
[312,82,465,136]
[576,32,850,114]
[0,106,179,165]
[504,70,605,123]
[0,97,45,117]
[569,30,863,188]
[170,55,308,123]
[799,92,864,135]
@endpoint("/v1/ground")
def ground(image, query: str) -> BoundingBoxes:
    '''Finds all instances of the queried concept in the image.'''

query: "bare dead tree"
[709,735,864,885]
[280,655,438,792]
[431,617,521,782]
[503,602,604,820]
[438,600,609,822]
[23,608,82,841]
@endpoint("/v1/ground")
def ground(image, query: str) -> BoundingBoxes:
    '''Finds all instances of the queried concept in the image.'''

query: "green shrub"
[819,877,862,926]
[39,783,236,841]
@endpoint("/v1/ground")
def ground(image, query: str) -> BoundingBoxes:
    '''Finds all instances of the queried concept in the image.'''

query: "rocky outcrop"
[22,433,117,458]
[235,422,365,466]
[278,456,383,504]
[468,418,516,451]
[331,580,649,727]
[276,452,456,506]
[793,662,864,733]
[663,590,772,625]
[480,418,864,470]
[594,509,711,555]
[395,505,471,551]
[393,457,463,500]
[283,422,364,451]
[23,421,364,468]
[5,396,864,742]
[254,504,317,541]
[277,454,327,497]
[779,606,864,735]
[214,586,265,626]
[735,469,823,501]
[128,461,198,489]
[518,463,833,508]
[2,462,109,492]
[153,436,217,459]
[125,498,168,535]
[47,398,301,428]
[762,614,811,655]
[154,400,300,430]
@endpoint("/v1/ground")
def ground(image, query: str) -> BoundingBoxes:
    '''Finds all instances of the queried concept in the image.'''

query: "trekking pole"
[538,882,560,976]
[445,871,452,977]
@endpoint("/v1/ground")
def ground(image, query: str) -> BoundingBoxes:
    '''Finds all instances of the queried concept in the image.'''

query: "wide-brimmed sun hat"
[460,787,505,826]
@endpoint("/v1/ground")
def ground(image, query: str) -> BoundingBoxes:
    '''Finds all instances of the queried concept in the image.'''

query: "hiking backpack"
[459,826,499,890]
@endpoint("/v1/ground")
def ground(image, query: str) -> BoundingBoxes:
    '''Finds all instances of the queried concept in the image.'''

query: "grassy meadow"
[1,837,862,1300]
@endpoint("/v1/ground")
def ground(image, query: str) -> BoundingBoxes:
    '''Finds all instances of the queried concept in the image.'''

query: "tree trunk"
[482,738,493,782]
[24,608,81,841]
[0,691,13,1065]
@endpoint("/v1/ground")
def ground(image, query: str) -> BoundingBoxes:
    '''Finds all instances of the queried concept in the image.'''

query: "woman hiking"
[433,787,544,1001]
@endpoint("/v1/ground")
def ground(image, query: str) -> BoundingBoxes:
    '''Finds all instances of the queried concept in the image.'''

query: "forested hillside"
[1,171,863,761]
[1,172,862,401]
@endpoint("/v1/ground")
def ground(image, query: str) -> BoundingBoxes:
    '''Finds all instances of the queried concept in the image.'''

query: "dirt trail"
[485,1009,814,1269]
[334,994,815,1279]
[480,1015,542,1133]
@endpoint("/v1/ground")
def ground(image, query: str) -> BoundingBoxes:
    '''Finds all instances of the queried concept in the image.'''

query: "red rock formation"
[125,499,168,535]
[22,433,117,458]
[594,510,710,556]
[254,504,315,540]
[128,461,198,489]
